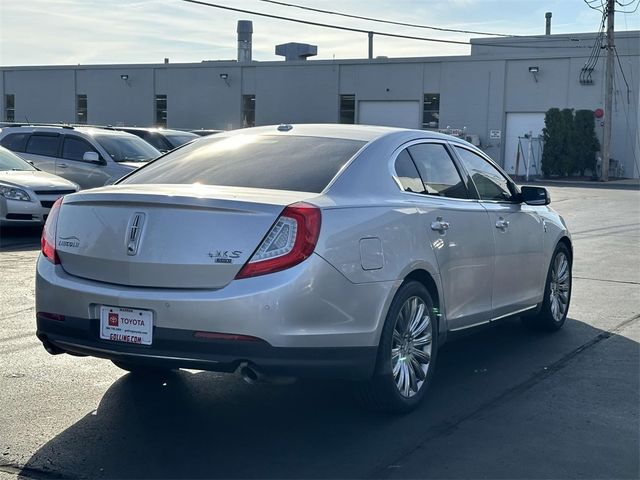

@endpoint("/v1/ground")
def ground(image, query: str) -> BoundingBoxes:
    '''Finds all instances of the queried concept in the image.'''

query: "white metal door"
[504,113,545,176]
[358,101,420,129]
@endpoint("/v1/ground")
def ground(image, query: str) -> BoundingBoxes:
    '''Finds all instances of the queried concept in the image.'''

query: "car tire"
[525,243,572,331]
[111,360,174,376]
[358,281,438,413]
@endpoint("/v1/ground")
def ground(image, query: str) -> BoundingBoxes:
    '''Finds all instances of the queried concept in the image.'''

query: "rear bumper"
[36,315,377,380]
[36,253,397,349]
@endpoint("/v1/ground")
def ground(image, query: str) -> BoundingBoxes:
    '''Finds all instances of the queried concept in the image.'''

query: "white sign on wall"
[489,129,502,139]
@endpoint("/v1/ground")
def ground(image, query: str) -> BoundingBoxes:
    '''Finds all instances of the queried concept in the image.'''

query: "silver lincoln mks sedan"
[35,124,572,412]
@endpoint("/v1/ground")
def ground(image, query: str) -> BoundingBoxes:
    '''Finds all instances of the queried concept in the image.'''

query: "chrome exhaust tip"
[237,362,296,385]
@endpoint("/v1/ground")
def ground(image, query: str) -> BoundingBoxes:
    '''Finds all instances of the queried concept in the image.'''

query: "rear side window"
[25,134,60,157]
[408,143,468,199]
[394,150,425,194]
[62,136,98,162]
[121,135,366,193]
[0,132,30,152]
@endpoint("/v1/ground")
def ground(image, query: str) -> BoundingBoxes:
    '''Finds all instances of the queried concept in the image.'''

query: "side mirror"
[82,151,103,164]
[521,186,550,206]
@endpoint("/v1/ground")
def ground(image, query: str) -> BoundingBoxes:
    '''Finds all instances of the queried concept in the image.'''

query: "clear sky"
[0,0,638,66]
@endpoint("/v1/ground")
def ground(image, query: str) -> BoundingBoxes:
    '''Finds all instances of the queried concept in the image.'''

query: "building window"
[76,94,87,124]
[4,94,15,123]
[422,93,440,129]
[339,94,355,124]
[242,94,255,128]
[155,94,167,128]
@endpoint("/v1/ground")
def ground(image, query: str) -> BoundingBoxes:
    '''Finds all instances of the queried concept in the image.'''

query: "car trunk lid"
[55,184,314,289]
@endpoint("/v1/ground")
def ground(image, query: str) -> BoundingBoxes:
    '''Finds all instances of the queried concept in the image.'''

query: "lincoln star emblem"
[126,213,146,256]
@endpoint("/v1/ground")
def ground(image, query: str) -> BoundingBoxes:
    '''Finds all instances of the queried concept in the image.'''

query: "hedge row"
[541,108,600,177]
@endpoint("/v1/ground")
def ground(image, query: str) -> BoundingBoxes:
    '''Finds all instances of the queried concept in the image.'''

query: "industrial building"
[0,21,638,177]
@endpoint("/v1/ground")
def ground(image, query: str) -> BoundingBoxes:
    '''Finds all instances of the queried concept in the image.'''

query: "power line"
[257,0,515,37]
[614,46,631,103]
[580,9,607,84]
[180,0,593,50]
[615,0,640,13]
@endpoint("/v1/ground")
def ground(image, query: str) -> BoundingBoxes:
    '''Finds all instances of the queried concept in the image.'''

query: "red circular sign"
[594,108,604,118]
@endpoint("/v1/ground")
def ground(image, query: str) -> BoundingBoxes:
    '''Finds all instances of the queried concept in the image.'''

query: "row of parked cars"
[0,125,217,227]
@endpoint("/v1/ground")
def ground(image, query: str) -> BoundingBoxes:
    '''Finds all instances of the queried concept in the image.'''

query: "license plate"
[99,306,153,345]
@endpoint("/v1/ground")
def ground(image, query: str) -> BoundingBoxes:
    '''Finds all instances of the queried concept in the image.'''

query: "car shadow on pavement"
[19,317,640,479]
[0,225,42,250]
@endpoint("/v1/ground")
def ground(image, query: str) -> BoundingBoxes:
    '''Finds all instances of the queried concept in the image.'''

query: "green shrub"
[542,108,564,176]
[573,109,600,176]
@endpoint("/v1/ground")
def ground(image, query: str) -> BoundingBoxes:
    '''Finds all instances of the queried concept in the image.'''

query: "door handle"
[58,163,68,168]
[430,217,450,234]
[495,217,509,230]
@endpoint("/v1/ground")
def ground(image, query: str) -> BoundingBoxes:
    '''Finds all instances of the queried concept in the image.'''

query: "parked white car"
[0,145,78,226]
[0,126,160,190]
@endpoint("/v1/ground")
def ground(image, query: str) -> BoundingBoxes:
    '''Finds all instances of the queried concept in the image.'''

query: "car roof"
[117,127,198,136]
[0,125,136,138]
[217,124,465,144]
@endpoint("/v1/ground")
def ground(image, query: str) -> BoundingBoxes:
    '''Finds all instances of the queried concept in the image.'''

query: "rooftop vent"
[237,20,253,62]
[275,43,318,61]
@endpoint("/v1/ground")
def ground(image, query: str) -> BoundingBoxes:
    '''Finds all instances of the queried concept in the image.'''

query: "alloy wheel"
[391,296,433,398]
[549,251,570,322]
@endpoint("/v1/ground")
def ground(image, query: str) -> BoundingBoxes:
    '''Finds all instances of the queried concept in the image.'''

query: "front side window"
[62,136,98,162]
[121,135,365,193]
[408,143,468,199]
[25,134,60,157]
[454,146,514,201]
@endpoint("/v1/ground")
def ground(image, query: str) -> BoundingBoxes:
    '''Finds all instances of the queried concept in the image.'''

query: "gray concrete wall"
[3,69,75,124]
[255,64,338,125]
[0,31,638,176]
[76,67,154,126]
[164,66,242,130]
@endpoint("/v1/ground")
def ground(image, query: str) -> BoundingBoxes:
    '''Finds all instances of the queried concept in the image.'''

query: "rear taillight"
[41,198,63,264]
[235,202,321,279]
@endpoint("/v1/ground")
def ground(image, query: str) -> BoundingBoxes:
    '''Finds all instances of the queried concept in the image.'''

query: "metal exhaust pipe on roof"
[237,20,253,62]
[545,12,552,35]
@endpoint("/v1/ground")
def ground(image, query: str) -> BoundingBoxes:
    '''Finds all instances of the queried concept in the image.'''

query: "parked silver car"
[35,125,572,412]
[0,146,78,226]
[0,126,160,189]
[107,127,199,153]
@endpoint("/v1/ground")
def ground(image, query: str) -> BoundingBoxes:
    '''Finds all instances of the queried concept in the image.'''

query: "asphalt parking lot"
[0,184,638,480]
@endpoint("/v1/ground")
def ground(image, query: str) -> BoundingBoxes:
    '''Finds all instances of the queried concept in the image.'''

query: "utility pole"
[368,32,374,59]
[602,0,615,181]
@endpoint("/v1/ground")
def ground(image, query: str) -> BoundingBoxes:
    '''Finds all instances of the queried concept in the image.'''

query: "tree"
[559,108,575,176]
[542,108,563,176]
[573,109,600,176]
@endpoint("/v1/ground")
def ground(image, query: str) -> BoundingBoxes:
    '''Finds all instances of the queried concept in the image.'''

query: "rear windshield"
[164,133,198,148]
[120,135,366,193]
